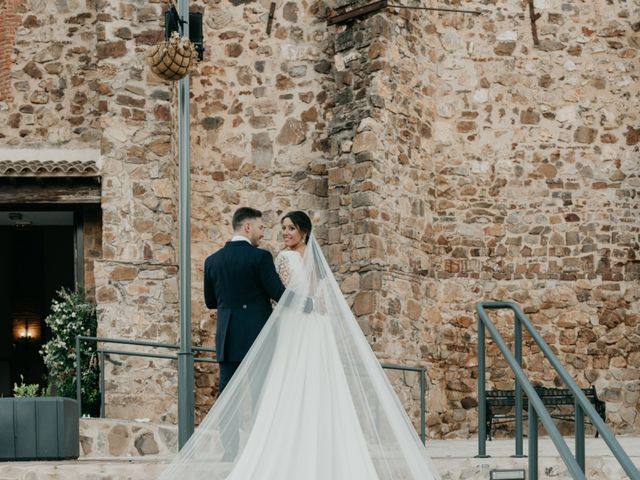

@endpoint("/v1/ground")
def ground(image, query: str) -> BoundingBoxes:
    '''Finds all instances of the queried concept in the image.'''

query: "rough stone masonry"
[0,0,638,438]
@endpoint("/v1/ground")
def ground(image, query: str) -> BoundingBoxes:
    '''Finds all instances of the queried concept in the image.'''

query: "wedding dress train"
[158,237,440,480]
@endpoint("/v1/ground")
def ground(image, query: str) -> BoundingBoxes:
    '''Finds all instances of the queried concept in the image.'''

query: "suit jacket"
[204,241,285,362]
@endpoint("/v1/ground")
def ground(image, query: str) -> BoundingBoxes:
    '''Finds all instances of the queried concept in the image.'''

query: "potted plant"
[0,377,79,460]
[40,288,100,417]
[0,288,96,461]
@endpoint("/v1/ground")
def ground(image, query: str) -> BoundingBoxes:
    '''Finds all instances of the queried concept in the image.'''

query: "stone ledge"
[79,418,178,458]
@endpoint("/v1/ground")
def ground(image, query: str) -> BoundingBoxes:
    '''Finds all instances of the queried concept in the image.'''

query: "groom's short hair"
[232,207,262,231]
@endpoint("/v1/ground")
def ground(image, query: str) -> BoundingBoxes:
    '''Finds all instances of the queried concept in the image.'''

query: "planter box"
[0,397,79,460]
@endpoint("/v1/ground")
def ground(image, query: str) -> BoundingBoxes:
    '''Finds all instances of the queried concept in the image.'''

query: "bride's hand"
[312,296,328,315]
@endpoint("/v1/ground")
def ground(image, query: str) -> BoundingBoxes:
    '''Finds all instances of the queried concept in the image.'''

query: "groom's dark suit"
[204,240,285,393]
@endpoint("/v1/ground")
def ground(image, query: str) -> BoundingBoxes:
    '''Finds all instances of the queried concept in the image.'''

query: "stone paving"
[2,436,638,479]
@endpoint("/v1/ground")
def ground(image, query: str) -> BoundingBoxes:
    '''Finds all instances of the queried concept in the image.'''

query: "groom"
[204,207,286,394]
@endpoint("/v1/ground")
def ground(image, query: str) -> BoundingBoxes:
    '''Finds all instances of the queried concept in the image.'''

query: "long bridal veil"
[158,236,440,480]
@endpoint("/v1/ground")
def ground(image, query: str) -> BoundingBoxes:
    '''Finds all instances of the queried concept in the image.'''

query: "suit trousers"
[218,361,241,461]
[219,361,241,395]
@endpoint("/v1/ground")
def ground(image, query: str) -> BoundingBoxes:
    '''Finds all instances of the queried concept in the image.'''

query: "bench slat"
[484,386,606,440]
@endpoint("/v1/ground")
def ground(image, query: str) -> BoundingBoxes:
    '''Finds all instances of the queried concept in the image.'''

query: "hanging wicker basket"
[146,31,197,81]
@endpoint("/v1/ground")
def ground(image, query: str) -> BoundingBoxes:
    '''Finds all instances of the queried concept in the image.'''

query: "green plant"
[13,375,42,397]
[40,288,99,416]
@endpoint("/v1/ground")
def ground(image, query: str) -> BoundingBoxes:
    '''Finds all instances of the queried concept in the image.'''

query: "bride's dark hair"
[281,211,312,244]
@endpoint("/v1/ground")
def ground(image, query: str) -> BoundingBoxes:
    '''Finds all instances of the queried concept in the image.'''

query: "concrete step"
[0,457,169,480]
[2,436,639,479]
[429,436,640,479]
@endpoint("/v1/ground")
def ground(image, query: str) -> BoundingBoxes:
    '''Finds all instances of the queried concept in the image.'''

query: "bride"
[158,211,440,480]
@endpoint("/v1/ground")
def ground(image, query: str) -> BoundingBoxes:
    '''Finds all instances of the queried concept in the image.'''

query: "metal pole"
[528,399,538,480]
[575,402,585,472]
[99,351,105,418]
[177,0,194,449]
[476,315,489,457]
[76,336,82,417]
[419,368,426,444]
[514,315,524,457]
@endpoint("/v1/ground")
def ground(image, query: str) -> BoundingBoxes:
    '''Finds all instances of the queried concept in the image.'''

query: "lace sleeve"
[275,252,291,288]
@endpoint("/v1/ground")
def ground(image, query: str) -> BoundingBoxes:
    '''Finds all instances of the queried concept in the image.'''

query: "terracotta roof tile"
[0,160,99,177]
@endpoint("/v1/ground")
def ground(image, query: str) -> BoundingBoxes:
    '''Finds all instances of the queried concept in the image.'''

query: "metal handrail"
[75,335,216,420]
[477,301,640,480]
[381,363,428,444]
[75,335,429,443]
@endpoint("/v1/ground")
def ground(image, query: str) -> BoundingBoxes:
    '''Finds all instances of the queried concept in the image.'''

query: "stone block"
[353,291,376,316]
[494,41,516,55]
[201,117,224,130]
[107,425,129,456]
[225,43,243,58]
[96,41,126,59]
[251,132,273,167]
[276,118,306,145]
[30,91,49,104]
[574,126,597,144]
[537,39,566,51]
[361,271,382,290]
[33,43,63,63]
[134,432,159,455]
[22,61,42,79]
[352,131,378,154]
[111,266,137,281]
[625,126,640,145]
[520,108,540,125]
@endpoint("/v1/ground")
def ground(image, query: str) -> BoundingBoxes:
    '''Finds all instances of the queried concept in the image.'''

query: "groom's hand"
[303,297,314,313]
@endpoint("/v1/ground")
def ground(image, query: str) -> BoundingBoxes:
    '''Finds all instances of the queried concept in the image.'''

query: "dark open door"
[0,210,78,396]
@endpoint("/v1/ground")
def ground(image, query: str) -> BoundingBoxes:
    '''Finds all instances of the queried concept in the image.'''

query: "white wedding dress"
[158,237,440,480]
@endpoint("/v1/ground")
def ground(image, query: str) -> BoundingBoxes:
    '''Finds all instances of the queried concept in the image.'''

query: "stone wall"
[0,0,178,420]
[93,0,179,418]
[0,0,100,146]
[429,0,639,437]
[1,0,638,438]
[326,3,443,436]
[324,0,639,438]
[187,0,332,418]
[83,204,103,301]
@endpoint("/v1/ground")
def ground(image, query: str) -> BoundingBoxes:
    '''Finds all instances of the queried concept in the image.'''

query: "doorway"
[0,211,76,397]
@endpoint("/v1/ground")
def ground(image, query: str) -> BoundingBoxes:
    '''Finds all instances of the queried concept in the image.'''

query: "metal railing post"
[575,402,585,472]
[528,398,538,480]
[419,368,426,444]
[99,351,105,418]
[514,314,524,457]
[476,314,489,457]
[76,335,82,417]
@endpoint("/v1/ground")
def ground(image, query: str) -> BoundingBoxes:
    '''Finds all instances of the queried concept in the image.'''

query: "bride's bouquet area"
[159,237,440,480]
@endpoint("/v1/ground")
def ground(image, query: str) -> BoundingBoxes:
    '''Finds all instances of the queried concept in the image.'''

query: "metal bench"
[485,386,606,440]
